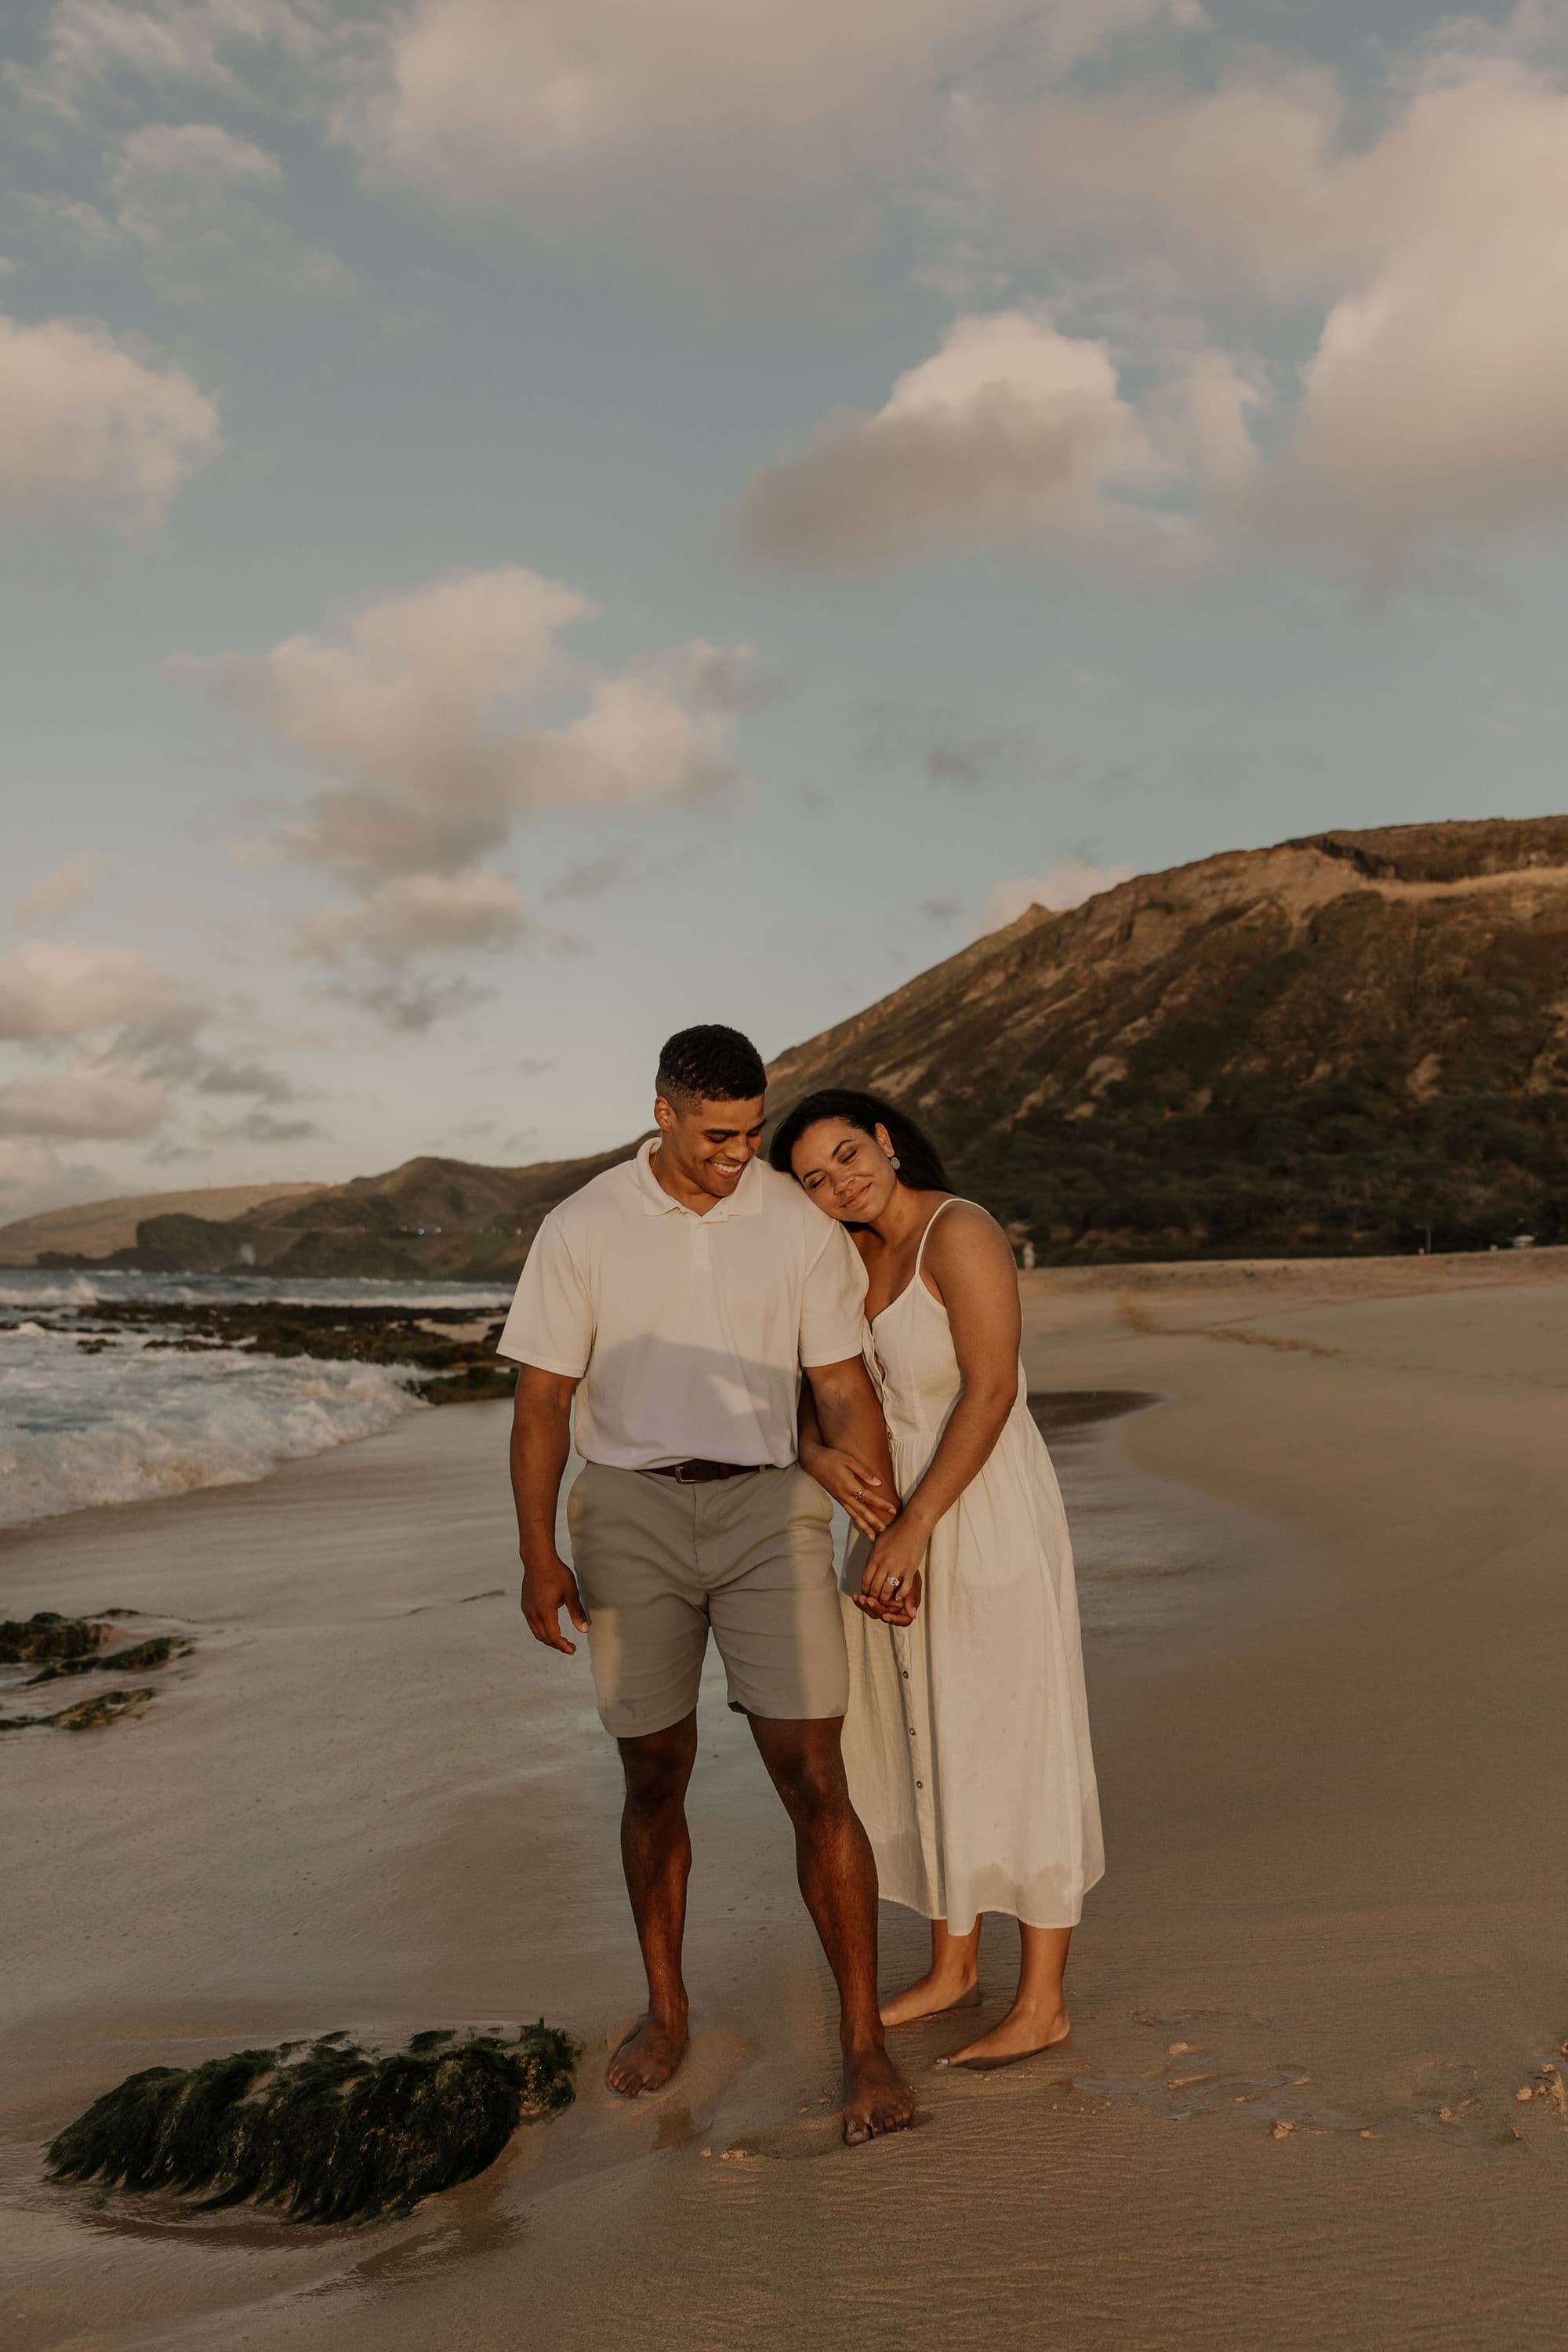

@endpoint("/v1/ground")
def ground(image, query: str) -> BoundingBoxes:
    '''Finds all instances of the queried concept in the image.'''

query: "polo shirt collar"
[635,1137,768,1220]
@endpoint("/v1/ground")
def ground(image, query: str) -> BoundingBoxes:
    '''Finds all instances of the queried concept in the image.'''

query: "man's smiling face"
[653,1092,766,1200]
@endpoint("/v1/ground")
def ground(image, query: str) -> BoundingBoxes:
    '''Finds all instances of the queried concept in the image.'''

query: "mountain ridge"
[78,815,1568,1277]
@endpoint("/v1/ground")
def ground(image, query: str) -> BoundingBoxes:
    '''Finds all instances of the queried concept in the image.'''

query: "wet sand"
[3,1252,1567,2350]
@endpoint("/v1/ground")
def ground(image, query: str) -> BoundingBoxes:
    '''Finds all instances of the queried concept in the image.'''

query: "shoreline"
[4,1262,1567,2350]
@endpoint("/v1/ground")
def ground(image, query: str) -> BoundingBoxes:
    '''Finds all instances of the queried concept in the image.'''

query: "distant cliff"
[118,816,1568,1275]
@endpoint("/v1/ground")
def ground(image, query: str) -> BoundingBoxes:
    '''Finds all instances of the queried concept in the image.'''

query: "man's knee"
[764,1734,852,1828]
[619,1717,697,1809]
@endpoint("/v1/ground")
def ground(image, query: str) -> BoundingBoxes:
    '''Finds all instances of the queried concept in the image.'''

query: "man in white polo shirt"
[501,1024,913,2147]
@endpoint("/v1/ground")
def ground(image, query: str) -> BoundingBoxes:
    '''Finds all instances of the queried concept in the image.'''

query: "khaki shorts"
[565,1462,848,1739]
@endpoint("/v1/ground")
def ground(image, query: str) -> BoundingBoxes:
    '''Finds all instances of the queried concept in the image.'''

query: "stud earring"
[890,1154,901,1169]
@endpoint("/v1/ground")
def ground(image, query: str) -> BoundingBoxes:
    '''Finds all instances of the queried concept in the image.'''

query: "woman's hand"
[856,1513,927,1624]
[801,1441,897,1542]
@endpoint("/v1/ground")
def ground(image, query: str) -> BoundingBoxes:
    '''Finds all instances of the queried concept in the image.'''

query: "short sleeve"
[495,1214,593,1375]
[797,1219,869,1368]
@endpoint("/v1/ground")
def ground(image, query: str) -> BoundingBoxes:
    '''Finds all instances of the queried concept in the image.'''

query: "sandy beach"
[4,1250,1567,2351]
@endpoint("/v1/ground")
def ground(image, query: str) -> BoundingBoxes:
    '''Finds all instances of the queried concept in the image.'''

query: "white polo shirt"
[495,1138,867,1470]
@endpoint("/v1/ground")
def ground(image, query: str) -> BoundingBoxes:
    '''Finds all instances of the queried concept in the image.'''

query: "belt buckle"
[674,1460,700,1484]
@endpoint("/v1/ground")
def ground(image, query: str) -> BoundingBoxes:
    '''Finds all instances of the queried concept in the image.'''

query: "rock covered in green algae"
[0,1616,192,1731]
[0,1686,157,1732]
[47,2025,578,2223]
[0,1612,114,1664]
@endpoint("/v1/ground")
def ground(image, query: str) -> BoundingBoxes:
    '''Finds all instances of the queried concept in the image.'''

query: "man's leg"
[608,1708,699,2096]
[747,1713,915,2144]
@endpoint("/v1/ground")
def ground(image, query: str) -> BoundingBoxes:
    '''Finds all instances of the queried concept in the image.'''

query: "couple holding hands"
[504,1025,1102,2145]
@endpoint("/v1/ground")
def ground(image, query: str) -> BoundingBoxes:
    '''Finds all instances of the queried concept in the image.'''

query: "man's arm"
[803,1357,898,1508]
[512,1366,589,1656]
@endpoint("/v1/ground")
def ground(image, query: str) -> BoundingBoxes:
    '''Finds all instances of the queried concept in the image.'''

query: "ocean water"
[0,1271,515,1532]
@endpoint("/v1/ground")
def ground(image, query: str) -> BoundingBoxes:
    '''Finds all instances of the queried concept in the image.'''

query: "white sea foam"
[0,1272,514,1312]
[0,1327,428,1530]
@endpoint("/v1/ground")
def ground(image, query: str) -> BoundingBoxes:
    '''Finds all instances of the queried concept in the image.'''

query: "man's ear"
[653,1095,676,1134]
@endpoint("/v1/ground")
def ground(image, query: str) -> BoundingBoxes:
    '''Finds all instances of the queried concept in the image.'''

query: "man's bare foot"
[842,2044,916,2145]
[607,2012,689,2097]
[880,1970,982,2029]
[937,2003,1069,2071]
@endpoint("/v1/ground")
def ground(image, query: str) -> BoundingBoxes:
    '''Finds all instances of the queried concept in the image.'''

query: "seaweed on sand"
[46,2025,579,2223]
[0,1687,157,1732]
[27,1635,188,1685]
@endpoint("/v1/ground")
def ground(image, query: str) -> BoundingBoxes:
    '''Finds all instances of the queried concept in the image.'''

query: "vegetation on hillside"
[74,818,1568,1273]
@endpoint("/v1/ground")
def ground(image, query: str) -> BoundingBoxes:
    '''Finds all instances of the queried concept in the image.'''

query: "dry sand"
[3,1252,1567,2351]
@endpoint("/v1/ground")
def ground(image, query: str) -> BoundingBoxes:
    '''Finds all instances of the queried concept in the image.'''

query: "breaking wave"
[0,1330,427,1530]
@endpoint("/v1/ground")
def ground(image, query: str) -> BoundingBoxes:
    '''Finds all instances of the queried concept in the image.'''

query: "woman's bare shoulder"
[922,1198,1016,1290]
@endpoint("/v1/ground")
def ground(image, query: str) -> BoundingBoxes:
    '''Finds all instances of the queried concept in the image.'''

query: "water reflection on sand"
[1029,1389,1292,1664]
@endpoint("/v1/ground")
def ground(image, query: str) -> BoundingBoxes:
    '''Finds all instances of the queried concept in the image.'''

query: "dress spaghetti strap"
[913,1196,964,1285]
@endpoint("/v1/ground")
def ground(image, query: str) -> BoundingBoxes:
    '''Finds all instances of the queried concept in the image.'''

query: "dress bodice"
[866,1199,1025,1454]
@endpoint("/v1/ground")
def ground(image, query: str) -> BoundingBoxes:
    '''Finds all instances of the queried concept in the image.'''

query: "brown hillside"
[767,816,1568,1258]
[125,817,1568,1274]
[0,1184,321,1267]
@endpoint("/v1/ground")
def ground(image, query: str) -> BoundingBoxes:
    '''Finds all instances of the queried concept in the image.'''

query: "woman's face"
[789,1117,899,1223]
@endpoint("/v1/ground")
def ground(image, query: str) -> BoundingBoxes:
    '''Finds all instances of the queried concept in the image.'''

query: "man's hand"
[521,1550,589,1655]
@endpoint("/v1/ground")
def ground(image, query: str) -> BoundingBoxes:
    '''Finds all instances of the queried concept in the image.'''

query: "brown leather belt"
[643,1459,760,1484]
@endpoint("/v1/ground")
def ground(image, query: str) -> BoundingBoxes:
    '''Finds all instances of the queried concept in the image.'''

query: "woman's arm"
[856,1205,1021,1615]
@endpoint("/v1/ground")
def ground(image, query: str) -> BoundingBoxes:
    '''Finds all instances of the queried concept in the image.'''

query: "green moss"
[0,1613,113,1664]
[416,1363,517,1405]
[0,1686,158,1732]
[26,1636,187,1686]
[47,2024,578,2223]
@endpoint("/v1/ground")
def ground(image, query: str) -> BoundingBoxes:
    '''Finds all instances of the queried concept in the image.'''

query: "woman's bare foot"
[606,2011,689,2097]
[937,2003,1069,2071]
[841,2045,916,2144]
[879,1971,981,2029]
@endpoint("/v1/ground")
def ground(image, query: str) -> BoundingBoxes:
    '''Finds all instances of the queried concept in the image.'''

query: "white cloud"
[0,314,220,532]
[296,869,528,963]
[180,566,759,1023]
[14,854,113,924]
[105,123,350,303]
[0,1139,114,1218]
[339,0,1196,256]
[0,1065,172,1140]
[13,0,329,112]
[738,309,1206,573]
[184,568,758,881]
[976,857,1133,934]
[999,53,1568,566]
[0,942,188,1040]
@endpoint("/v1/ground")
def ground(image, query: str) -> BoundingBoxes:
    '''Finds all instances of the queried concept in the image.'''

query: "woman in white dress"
[769,1089,1103,2070]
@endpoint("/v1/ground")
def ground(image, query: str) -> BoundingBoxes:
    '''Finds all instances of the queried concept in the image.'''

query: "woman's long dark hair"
[768,1088,949,1192]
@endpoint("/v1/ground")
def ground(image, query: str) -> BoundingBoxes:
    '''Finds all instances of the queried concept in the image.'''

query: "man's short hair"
[655,1024,768,1109]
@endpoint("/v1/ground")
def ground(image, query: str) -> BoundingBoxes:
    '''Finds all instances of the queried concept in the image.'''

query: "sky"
[3,0,1568,1217]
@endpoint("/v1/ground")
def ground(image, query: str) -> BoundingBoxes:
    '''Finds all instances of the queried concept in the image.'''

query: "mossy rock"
[417,1363,518,1406]
[0,1686,157,1733]
[0,1613,114,1664]
[47,2025,578,2223]
[27,1635,187,1686]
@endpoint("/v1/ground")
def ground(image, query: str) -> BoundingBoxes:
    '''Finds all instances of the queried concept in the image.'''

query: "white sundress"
[842,1200,1104,1936]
